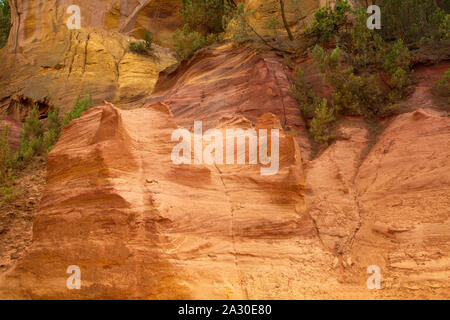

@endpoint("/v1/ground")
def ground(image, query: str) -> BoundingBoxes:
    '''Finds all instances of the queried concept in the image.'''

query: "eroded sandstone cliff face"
[0,101,335,299]
[0,0,328,120]
[0,1,449,300]
[1,43,449,299]
[0,0,180,120]
[246,0,320,37]
[0,0,332,120]
[148,43,312,160]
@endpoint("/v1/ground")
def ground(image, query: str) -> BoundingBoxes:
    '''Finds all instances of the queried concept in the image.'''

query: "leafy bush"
[436,69,450,90]
[18,105,45,162]
[313,45,397,117]
[47,106,62,138]
[180,0,230,35]
[62,95,94,127]
[384,40,411,75]
[294,0,447,151]
[313,45,345,74]
[351,9,386,70]
[439,13,450,41]
[173,0,237,60]
[173,24,222,60]
[289,69,318,119]
[0,185,14,205]
[12,96,92,164]
[0,123,11,184]
[1,95,94,203]
[380,0,449,44]
[428,8,450,43]
[130,31,154,55]
[310,99,336,147]
[227,3,251,45]
[0,119,15,205]
[334,72,388,116]
[129,42,147,54]
[384,39,412,99]
[288,67,337,148]
[303,1,352,43]
[0,0,10,49]
[173,25,207,60]
[435,69,450,103]
[0,123,15,205]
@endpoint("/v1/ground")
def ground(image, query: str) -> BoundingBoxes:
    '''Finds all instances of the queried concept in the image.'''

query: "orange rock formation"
[0,1,448,300]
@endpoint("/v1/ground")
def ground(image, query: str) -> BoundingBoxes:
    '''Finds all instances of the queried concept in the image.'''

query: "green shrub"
[436,69,450,103]
[0,185,14,205]
[227,3,251,45]
[14,96,92,162]
[436,69,450,90]
[313,45,345,74]
[130,31,154,55]
[1,95,93,202]
[384,40,411,75]
[180,0,230,35]
[0,125,15,206]
[173,0,237,60]
[0,0,10,49]
[303,1,352,43]
[313,45,397,118]
[429,8,450,42]
[384,39,412,98]
[173,25,205,60]
[173,24,221,60]
[0,123,14,204]
[296,0,446,152]
[289,69,318,119]
[439,13,450,41]
[380,0,449,43]
[62,95,94,127]
[22,105,44,141]
[17,105,45,162]
[351,9,386,70]
[334,72,387,116]
[47,107,62,137]
[16,96,92,160]
[43,129,58,153]
[0,123,11,184]
[129,42,147,54]
[42,106,62,153]
[289,70,337,148]
[310,99,336,147]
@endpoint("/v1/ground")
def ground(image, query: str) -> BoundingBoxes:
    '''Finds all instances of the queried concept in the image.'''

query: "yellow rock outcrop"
[0,0,180,119]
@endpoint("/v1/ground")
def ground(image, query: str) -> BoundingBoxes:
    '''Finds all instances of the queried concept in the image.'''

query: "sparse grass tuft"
[130,31,154,56]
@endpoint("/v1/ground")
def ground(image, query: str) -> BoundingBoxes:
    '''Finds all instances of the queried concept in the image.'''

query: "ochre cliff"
[1,43,449,299]
[0,1,449,300]
[0,101,329,299]
[148,43,312,159]
[0,0,327,120]
[0,0,180,120]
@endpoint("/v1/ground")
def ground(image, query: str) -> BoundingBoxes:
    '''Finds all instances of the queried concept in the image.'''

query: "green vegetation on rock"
[0,95,94,204]
[0,0,10,49]
[130,31,154,56]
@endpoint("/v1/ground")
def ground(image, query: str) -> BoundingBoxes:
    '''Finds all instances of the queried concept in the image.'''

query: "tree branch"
[280,0,294,41]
